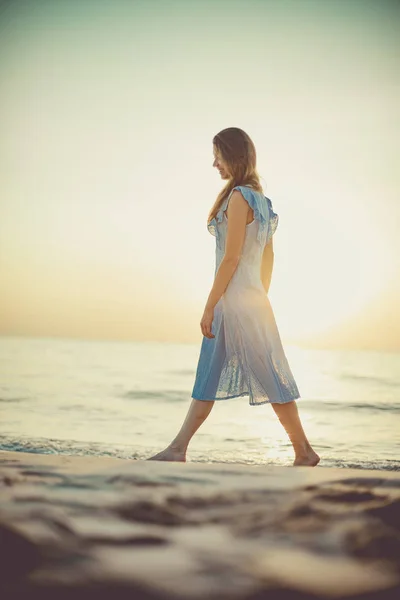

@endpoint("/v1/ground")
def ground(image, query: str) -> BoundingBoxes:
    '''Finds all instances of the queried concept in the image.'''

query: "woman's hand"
[200,305,215,339]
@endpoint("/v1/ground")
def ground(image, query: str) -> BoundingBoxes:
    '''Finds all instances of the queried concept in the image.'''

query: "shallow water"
[1,336,399,470]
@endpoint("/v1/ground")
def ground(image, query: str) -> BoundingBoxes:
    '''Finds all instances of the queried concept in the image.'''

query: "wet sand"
[0,450,399,599]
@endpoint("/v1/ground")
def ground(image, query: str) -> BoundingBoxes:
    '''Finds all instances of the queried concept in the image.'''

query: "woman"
[148,127,320,467]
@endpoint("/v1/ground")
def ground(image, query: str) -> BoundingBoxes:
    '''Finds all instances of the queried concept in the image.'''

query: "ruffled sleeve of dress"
[208,185,279,244]
[224,185,279,245]
[207,218,217,237]
[265,195,279,244]
[223,186,267,244]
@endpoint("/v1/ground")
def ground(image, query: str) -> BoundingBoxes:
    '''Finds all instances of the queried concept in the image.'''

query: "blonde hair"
[208,127,264,225]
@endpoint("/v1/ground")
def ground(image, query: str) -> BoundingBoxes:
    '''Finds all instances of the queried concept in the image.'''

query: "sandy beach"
[0,450,399,599]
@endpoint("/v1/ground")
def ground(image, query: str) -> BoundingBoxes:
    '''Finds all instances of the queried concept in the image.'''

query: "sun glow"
[265,190,393,341]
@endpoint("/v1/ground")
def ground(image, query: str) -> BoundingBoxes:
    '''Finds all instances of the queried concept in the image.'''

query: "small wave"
[303,399,400,413]
[319,457,400,472]
[346,402,400,412]
[0,436,137,459]
[122,390,188,403]
[0,397,27,404]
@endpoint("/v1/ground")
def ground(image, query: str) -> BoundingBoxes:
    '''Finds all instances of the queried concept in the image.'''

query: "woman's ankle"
[169,441,187,454]
[293,440,313,457]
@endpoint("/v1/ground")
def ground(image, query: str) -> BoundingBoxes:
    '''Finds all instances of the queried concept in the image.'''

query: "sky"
[0,0,399,350]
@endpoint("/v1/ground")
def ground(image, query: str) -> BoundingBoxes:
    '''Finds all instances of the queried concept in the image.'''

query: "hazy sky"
[1,0,399,350]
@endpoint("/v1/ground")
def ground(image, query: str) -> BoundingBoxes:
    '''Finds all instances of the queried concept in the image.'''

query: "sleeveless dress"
[191,185,301,406]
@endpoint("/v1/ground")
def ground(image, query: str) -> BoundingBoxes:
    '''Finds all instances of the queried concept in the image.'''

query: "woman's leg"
[147,398,215,462]
[271,400,320,466]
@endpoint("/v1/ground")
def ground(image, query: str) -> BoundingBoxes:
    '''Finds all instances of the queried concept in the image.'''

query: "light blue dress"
[191,185,300,406]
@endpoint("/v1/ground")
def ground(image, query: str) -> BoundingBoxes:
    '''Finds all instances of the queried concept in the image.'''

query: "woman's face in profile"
[213,146,230,180]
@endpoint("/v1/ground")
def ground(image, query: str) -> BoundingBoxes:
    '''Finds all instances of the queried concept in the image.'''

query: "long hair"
[208,127,264,225]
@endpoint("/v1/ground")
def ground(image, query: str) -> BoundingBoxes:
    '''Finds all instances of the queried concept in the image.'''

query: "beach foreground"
[0,451,399,600]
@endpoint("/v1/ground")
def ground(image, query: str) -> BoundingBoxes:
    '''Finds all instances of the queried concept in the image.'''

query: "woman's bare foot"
[146,446,186,462]
[293,449,320,467]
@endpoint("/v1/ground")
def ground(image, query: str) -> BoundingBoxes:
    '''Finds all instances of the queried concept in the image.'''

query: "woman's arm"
[204,190,248,310]
[260,237,274,294]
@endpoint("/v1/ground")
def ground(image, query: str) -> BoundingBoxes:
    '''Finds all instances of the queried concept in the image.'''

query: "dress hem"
[191,391,300,405]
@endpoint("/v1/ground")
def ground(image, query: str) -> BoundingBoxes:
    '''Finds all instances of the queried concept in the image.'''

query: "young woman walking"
[148,127,320,467]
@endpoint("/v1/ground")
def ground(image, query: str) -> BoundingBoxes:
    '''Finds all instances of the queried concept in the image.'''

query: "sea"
[1,336,399,471]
